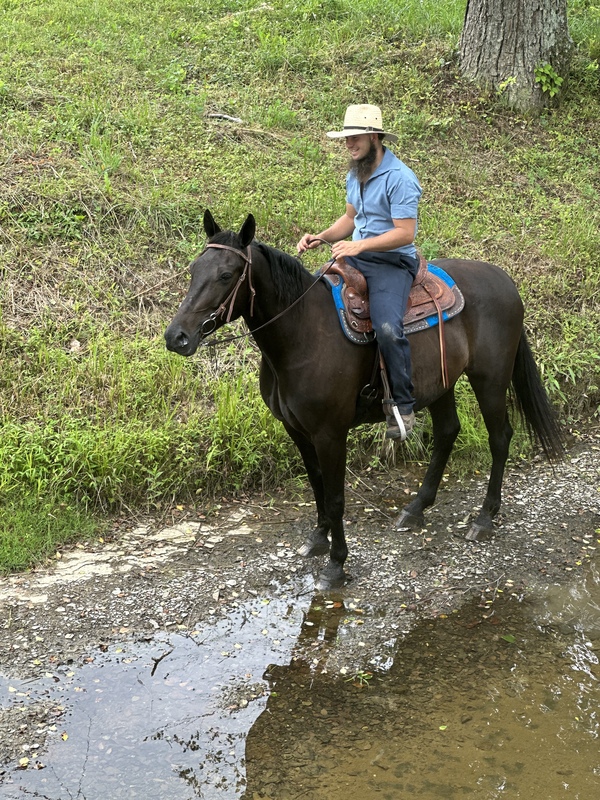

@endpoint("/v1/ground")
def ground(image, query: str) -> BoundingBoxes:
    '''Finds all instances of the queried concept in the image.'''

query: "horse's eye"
[219,272,233,282]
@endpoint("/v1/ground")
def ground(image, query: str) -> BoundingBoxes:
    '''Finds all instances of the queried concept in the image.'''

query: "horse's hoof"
[395,509,425,531]
[315,565,347,592]
[298,538,330,558]
[465,523,494,542]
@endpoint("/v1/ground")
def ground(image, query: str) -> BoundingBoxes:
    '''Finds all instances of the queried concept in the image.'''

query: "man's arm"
[331,218,416,259]
[296,205,357,254]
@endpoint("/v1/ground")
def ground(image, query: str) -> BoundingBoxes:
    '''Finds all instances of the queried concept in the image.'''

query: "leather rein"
[198,241,332,347]
[193,240,450,402]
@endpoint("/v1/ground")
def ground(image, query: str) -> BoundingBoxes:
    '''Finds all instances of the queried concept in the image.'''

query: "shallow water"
[1,567,599,799]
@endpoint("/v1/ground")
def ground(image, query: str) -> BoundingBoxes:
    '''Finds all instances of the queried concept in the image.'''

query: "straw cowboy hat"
[327,104,398,143]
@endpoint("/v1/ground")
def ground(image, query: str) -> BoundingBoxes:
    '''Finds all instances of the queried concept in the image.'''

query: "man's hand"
[331,239,366,259]
[297,234,325,255]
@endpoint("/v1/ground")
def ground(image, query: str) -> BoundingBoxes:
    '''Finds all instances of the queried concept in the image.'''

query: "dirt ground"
[0,425,598,772]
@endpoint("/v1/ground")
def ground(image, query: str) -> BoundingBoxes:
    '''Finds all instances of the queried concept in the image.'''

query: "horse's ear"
[239,214,255,248]
[203,209,221,239]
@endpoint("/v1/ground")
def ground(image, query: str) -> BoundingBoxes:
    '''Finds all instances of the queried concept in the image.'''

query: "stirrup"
[383,401,413,442]
[387,405,408,442]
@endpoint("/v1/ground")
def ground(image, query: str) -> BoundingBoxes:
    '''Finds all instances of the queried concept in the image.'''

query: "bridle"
[197,243,255,338]
[197,240,333,346]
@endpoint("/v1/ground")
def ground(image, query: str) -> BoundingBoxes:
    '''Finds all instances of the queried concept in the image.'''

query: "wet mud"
[0,427,599,798]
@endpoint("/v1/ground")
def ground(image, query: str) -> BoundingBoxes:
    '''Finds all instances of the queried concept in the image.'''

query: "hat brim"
[327,128,398,144]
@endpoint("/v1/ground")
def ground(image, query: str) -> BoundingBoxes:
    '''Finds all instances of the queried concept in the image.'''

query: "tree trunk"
[459,0,573,112]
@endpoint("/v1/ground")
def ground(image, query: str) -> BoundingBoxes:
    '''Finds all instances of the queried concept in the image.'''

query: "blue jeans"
[347,251,418,414]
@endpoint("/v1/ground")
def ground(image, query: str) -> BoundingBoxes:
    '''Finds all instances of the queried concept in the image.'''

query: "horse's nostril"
[164,325,189,352]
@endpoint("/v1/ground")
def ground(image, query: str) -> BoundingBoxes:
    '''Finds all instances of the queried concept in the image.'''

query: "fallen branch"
[208,113,243,123]
[150,647,174,676]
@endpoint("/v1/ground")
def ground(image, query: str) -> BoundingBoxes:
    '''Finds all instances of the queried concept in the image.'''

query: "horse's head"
[164,210,256,356]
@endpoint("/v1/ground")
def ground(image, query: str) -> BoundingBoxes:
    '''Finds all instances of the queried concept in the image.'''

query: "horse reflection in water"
[242,595,356,799]
[165,210,563,591]
[241,594,476,799]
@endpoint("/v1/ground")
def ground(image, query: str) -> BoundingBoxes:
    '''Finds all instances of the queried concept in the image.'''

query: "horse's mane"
[209,230,314,306]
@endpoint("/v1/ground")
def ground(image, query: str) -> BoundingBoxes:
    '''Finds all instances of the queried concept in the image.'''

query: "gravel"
[0,425,598,772]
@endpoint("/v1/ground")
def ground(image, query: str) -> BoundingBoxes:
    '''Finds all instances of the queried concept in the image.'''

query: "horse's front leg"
[311,433,349,591]
[284,425,331,558]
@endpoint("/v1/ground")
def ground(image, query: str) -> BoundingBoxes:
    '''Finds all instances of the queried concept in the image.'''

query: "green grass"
[1,0,599,570]
[0,336,299,507]
[0,496,100,574]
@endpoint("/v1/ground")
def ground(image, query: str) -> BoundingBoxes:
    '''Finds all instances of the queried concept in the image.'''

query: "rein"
[199,240,334,348]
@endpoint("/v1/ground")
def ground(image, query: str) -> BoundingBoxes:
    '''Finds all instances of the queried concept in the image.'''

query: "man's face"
[346,133,381,181]
[345,133,375,160]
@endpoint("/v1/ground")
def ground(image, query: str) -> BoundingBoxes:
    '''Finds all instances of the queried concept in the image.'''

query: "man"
[297,104,422,440]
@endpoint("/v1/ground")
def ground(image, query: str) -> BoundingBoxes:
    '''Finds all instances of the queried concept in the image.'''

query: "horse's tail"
[511,330,565,461]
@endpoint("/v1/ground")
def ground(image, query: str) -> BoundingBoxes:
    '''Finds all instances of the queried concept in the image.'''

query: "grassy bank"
[1,0,599,569]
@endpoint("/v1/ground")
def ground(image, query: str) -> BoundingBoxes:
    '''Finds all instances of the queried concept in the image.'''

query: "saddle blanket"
[324,263,465,345]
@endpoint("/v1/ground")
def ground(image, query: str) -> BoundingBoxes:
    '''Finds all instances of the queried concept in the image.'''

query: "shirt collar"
[365,147,395,183]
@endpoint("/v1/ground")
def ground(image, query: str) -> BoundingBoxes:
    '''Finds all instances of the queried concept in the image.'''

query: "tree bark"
[459,0,573,112]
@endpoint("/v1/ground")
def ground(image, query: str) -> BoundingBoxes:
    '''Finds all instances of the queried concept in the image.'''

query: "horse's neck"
[244,251,324,359]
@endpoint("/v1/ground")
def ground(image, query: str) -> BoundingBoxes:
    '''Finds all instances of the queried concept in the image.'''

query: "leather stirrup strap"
[431,293,450,389]
[379,350,393,407]
[380,351,408,441]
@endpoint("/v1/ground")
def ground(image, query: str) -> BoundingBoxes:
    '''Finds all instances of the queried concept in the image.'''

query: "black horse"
[165,211,563,590]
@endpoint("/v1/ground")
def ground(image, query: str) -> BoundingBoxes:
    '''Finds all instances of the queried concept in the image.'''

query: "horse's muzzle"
[164,322,198,356]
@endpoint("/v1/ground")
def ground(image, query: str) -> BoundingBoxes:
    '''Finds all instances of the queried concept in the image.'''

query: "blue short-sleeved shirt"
[346,147,422,258]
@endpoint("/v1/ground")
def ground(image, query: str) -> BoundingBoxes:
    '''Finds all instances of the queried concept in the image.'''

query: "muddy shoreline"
[0,426,598,781]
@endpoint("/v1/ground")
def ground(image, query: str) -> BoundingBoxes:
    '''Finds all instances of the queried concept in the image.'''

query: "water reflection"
[242,572,600,799]
[0,592,308,799]
[1,567,599,799]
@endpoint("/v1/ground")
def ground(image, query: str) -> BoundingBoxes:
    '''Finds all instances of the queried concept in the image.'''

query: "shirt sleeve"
[387,170,422,220]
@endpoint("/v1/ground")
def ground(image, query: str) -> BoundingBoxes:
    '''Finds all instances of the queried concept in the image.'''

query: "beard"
[349,140,379,182]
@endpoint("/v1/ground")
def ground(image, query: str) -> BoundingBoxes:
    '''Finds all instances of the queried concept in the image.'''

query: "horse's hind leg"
[396,389,460,530]
[284,425,331,558]
[465,376,513,541]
